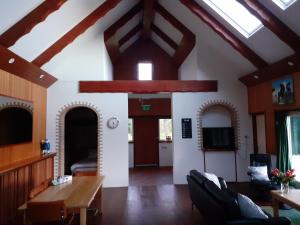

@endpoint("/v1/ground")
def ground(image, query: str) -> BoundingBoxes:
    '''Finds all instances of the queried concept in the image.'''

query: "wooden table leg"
[80,208,87,225]
[272,198,279,217]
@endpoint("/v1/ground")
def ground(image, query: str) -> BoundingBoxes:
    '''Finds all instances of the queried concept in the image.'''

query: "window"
[159,119,172,141]
[138,62,152,80]
[202,0,263,38]
[271,0,297,10]
[128,118,133,142]
[287,113,300,181]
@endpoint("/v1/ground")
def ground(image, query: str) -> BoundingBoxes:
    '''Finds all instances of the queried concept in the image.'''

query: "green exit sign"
[141,104,151,111]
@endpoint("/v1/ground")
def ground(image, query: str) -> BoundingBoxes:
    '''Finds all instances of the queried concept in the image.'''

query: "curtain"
[291,116,300,155]
[275,111,291,172]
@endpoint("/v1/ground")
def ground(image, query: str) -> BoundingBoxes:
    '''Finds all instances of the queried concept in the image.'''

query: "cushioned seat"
[187,170,291,225]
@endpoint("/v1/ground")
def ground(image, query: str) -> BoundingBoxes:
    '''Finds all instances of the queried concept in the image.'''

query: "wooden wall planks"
[0,154,55,225]
[248,72,300,154]
[0,69,47,167]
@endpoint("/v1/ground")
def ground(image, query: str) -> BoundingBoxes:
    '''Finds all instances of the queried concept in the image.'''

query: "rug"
[261,206,300,225]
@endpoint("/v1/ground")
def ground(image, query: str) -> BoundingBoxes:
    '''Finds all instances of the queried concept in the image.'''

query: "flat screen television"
[0,107,32,146]
[202,127,235,150]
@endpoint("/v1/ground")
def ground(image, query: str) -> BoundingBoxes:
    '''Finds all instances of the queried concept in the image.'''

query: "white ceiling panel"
[0,0,43,34]
[151,32,175,57]
[9,0,105,61]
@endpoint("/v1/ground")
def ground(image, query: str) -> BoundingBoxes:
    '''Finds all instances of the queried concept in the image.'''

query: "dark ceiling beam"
[0,45,57,87]
[238,0,300,53]
[119,23,142,47]
[104,2,143,42]
[104,2,142,63]
[32,0,121,67]
[151,24,178,50]
[180,0,268,68]
[79,80,218,93]
[154,2,195,67]
[173,36,195,67]
[239,54,300,86]
[0,0,67,48]
[142,0,156,39]
[154,2,194,40]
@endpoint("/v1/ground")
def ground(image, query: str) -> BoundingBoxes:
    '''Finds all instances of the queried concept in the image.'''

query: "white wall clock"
[107,117,119,129]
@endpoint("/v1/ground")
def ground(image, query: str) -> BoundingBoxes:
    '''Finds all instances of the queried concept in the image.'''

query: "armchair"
[187,170,290,225]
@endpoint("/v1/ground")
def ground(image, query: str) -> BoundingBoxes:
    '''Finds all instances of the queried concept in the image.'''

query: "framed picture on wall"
[272,76,294,105]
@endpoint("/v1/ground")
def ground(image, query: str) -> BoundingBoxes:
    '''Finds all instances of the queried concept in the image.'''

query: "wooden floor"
[129,166,173,186]
[75,168,265,225]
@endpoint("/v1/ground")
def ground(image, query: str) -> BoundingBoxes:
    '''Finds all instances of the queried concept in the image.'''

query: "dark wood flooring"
[129,166,173,186]
[76,168,270,225]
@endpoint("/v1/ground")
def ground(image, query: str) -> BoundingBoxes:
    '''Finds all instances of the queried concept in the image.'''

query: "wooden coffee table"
[271,189,300,217]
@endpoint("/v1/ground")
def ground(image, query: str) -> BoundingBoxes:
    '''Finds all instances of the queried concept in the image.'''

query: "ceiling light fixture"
[8,58,15,64]
[287,61,295,66]
[253,75,259,79]
[39,74,45,79]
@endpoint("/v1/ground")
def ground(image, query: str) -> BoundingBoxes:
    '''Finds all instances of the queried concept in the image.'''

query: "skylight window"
[202,0,263,38]
[272,0,297,10]
[138,63,152,80]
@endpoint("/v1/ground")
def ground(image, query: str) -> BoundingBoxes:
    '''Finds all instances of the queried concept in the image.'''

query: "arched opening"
[64,107,98,175]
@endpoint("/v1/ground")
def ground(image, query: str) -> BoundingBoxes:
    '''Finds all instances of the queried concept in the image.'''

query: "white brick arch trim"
[0,101,33,114]
[197,100,240,151]
[55,102,103,176]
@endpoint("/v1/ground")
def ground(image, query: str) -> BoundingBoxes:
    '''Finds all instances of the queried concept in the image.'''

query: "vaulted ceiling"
[0,0,300,87]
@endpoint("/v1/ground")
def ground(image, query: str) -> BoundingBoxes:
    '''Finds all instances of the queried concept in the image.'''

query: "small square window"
[138,63,152,80]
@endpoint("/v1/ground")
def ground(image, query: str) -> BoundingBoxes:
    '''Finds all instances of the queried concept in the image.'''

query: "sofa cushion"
[204,172,221,189]
[190,170,207,186]
[204,179,240,219]
[248,166,270,181]
[237,193,268,219]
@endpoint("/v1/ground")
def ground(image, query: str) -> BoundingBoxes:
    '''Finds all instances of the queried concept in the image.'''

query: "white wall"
[47,81,129,187]
[172,92,253,184]
[129,143,173,168]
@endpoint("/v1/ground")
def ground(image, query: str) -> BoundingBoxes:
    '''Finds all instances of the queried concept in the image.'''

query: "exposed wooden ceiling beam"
[0,0,67,48]
[0,45,57,88]
[32,0,121,67]
[180,0,268,68]
[173,36,195,67]
[238,0,300,53]
[104,2,143,42]
[154,2,195,67]
[239,54,300,86]
[154,2,194,40]
[79,80,218,93]
[106,35,121,64]
[119,23,142,47]
[151,24,178,50]
[142,0,156,39]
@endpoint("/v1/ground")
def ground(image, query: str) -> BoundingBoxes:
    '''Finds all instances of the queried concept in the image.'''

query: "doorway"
[128,94,173,186]
[65,107,97,175]
[134,117,159,166]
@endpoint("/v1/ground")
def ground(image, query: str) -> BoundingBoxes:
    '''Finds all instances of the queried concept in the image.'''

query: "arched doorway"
[64,107,98,175]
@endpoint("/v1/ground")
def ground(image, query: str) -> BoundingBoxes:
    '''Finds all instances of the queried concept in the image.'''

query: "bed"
[70,150,97,175]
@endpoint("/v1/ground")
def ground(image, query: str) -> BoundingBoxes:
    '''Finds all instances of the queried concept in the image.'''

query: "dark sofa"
[187,170,290,225]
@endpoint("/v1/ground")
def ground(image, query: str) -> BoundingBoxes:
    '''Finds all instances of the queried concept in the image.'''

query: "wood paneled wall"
[0,154,55,225]
[0,69,47,166]
[129,98,171,117]
[114,39,178,80]
[248,72,300,154]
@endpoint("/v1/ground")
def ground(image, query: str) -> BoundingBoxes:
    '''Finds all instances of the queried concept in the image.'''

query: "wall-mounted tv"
[203,127,235,150]
[0,96,33,146]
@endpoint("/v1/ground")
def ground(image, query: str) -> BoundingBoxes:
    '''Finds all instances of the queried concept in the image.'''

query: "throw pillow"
[248,166,270,181]
[238,193,268,219]
[204,172,221,189]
